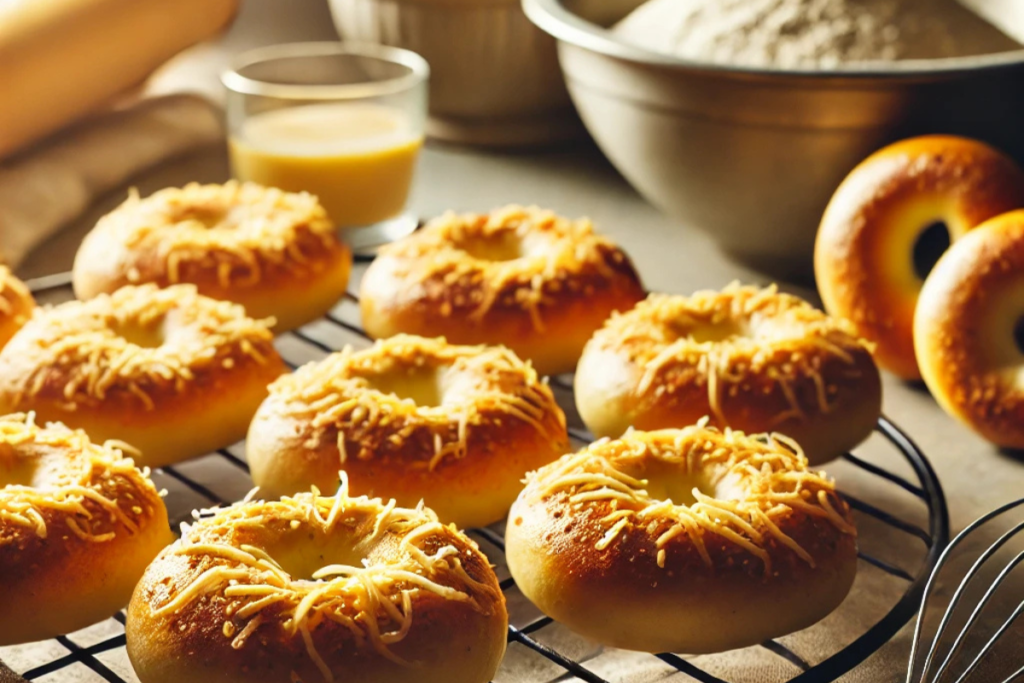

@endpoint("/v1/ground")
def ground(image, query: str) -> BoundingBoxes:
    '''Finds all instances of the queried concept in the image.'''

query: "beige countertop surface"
[7,0,1024,680]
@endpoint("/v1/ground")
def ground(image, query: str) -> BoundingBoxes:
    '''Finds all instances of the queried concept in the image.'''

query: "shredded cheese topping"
[267,335,566,469]
[593,283,873,424]
[155,474,502,681]
[0,284,278,410]
[0,413,161,545]
[527,423,855,574]
[376,205,640,330]
[91,182,340,288]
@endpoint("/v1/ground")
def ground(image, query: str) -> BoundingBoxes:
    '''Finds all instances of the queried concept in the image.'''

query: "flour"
[612,0,1022,69]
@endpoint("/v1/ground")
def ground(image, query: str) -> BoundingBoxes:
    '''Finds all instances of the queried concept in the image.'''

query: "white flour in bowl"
[612,0,1022,68]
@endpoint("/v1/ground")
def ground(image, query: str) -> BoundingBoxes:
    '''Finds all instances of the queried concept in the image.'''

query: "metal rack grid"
[1,270,950,683]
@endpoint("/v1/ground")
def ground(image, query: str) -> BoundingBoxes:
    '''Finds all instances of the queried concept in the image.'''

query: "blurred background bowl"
[329,0,582,146]
[523,0,1024,280]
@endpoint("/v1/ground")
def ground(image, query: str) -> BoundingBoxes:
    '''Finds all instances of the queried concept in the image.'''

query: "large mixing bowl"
[523,0,1024,279]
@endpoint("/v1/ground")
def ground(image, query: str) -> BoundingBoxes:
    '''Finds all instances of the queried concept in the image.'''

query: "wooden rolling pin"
[0,0,239,159]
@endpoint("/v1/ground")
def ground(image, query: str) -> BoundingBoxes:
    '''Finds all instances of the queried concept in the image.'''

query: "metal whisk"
[907,497,1024,683]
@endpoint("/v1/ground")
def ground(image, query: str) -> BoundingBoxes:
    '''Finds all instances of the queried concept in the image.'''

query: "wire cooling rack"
[0,267,950,683]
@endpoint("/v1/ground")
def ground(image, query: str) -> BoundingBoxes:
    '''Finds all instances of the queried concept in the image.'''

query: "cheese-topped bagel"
[575,284,881,464]
[360,205,645,375]
[0,284,285,467]
[506,425,857,654]
[0,414,171,645]
[73,182,352,332]
[126,477,507,683]
[248,335,569,527]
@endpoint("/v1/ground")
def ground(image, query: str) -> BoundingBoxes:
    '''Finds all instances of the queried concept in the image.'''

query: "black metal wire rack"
[1,269,951,683]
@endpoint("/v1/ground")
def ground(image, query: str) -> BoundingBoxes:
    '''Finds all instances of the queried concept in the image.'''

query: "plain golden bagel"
[0,284,285,468]
[247,335,569,528]
[915,210,1024,449]
[575,284,881,465]
[359,205,645,376]
[126,477,508,683]
[0,266,34,350]
[505,425,858,654]
[816,135,1024,380]
[73,182,353,332]
[0,414,172,645]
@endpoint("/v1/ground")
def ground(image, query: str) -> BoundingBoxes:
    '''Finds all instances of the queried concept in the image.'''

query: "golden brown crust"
[73,182,352,331]
[915,210,1024,448]
[127,482,507,683]
[816,135,1024,379]
[505,426,858,653]
[0,414,172,645]
[0,284,285,467]
[575,284,881,464]
[0,267,34,350]
[248,335,569,527]
[360,206,645,375]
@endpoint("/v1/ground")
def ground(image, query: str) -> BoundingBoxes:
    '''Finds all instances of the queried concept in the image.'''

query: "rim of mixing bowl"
[222,42,430,100]
[522,0,1024,80]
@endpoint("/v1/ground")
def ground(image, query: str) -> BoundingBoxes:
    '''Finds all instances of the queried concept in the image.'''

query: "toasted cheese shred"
[151,474,501,682]
[595,517,630,550]
[525,425,855,575]
[267,335,566,469]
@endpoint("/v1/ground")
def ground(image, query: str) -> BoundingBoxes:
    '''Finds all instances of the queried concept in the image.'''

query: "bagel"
[0,284,285,467]
[126,476,507,683]
[505,425,857,654]
[816,135,1024,379]
[915,209,1024,449]
[575,284,881,465]
[73,182,352,332]
[0,413,171,645]
[360,205,645,375]
[247,335,569,528]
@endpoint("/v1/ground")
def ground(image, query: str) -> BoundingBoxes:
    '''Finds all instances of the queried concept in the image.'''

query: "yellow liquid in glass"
[229,102,422,228]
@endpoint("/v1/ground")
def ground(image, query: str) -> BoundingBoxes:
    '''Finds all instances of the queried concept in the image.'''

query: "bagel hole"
[0,447,61,489]
[0,444,35,488]
[112,318,166,349]
[456,232,525,262]
[912,221,951,281]
[365,365,444,407]
[641,462,718,507]
[259,530,368,581]
[1015,317,1024,356]
[677,320,746,345]
[172,204,230,230]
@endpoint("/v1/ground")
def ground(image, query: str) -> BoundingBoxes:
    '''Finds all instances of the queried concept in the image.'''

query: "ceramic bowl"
[524,0,1024,278]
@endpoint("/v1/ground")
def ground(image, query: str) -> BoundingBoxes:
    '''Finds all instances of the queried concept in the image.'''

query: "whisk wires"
[908,498,1024,683]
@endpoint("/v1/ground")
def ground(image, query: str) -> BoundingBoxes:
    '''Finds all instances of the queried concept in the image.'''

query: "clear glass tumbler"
[223,42,429,251]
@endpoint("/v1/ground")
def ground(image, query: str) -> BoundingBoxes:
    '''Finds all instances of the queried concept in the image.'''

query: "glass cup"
[223,42,429,252]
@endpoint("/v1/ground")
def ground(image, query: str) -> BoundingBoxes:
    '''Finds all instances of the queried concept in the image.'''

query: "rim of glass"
[222,42,430,100]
